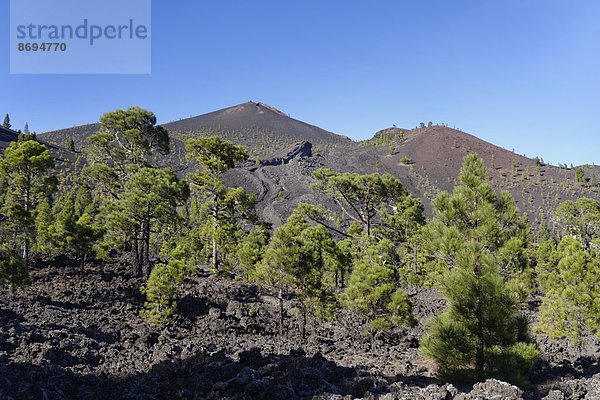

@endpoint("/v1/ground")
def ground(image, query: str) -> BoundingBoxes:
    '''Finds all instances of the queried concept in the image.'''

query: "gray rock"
[585,373,600,399]
[469,379,523,400]
[262,141,312,166]
[542,390,565,400]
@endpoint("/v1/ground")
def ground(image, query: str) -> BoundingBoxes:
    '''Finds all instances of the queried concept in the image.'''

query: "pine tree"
[53,193,77,248]
[74,181,97,217]
[536,237,600,348]
[71,213,104,267]
[235,224,270,279]
[86,107,172,276]
[35,198,56,253]
[575,167,585,184]
[0,140,57,266]
[422,153,530,279]
[554,197,600,251]
[103,166,189,278]
[420,153,537,386]
[2,114,10,129]
[256,211,338,340]
[140,260,192,323]
[0,251,30,289]
[186,136,256,272]
[311,169,411,237]
[53,192,103,266]
[68,137,75,152]
[87,106,169,177]
[342,238,415,337]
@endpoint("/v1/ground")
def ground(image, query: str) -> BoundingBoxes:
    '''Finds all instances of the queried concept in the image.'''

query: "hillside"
[0,126,19,150]
[38,105,600,230]
[0,125,79,174]
[40,102,351,161]
[222,124,600,230]
[163,101,351,155]
[379,125,600,227]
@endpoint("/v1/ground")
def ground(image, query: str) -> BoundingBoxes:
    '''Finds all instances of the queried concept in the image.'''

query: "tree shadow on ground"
[0,342,441,400]
[525,355,600,399]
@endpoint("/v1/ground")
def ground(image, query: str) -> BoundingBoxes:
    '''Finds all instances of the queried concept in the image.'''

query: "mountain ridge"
[34,103,600,230]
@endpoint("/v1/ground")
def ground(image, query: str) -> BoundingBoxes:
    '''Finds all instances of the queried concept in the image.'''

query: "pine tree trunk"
[212,236,218,272]
[279,288,284,338]
[141,220,151,279]
[475,295,484,374]
[23,235,29,267]
[131,235,140,277]
[476,326,484,375]
[414,244,418,273]
[335,270,338,287]
[23,194,30,267]
[301,305,307,341]
[278,287,284,353]
[475,264,485,376]
[211,208,218,273]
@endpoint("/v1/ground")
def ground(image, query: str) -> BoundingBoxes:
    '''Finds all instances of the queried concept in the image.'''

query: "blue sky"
[2,0,599,166]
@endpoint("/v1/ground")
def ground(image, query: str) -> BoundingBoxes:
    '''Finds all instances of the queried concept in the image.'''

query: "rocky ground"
[2,258,600,400]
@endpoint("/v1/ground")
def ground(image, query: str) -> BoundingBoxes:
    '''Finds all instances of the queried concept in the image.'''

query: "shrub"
[140,260,192,324]
[0,252,30,289]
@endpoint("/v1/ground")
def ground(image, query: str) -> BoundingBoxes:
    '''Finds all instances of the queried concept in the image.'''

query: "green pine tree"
[86,107,174,276]
[536,237,600,348]
[575,167,585,184]
[420,153,538,386]
[0,251,30,290]
[235,224,270,279]
[67,137,76,152]
[256,210,339,340]
[342,237,415,337]
[35,198,56,253]
[311,168,415,237]
[0,140,57,266]
[554,198,600,251]
[186,136,256,273]
[140,260,192,323]
[103,166,189,278]
[2,114,10,129]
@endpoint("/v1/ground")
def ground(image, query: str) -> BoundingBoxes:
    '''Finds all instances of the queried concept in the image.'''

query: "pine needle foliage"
[536,237,600,348]
[140,260,192,324]
[420,153,538,387]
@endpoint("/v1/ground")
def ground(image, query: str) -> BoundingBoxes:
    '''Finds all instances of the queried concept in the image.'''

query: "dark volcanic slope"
[40,123,100,151]
[381,125,600,225]
[41,102,351,160]
[164,102,351,147]
[0,126,79,173]
[225,125,600,229]
[39,106,600,230]
[0,126,19,151]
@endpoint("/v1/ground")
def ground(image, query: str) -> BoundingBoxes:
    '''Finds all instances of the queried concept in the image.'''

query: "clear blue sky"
[2,1,599,166]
